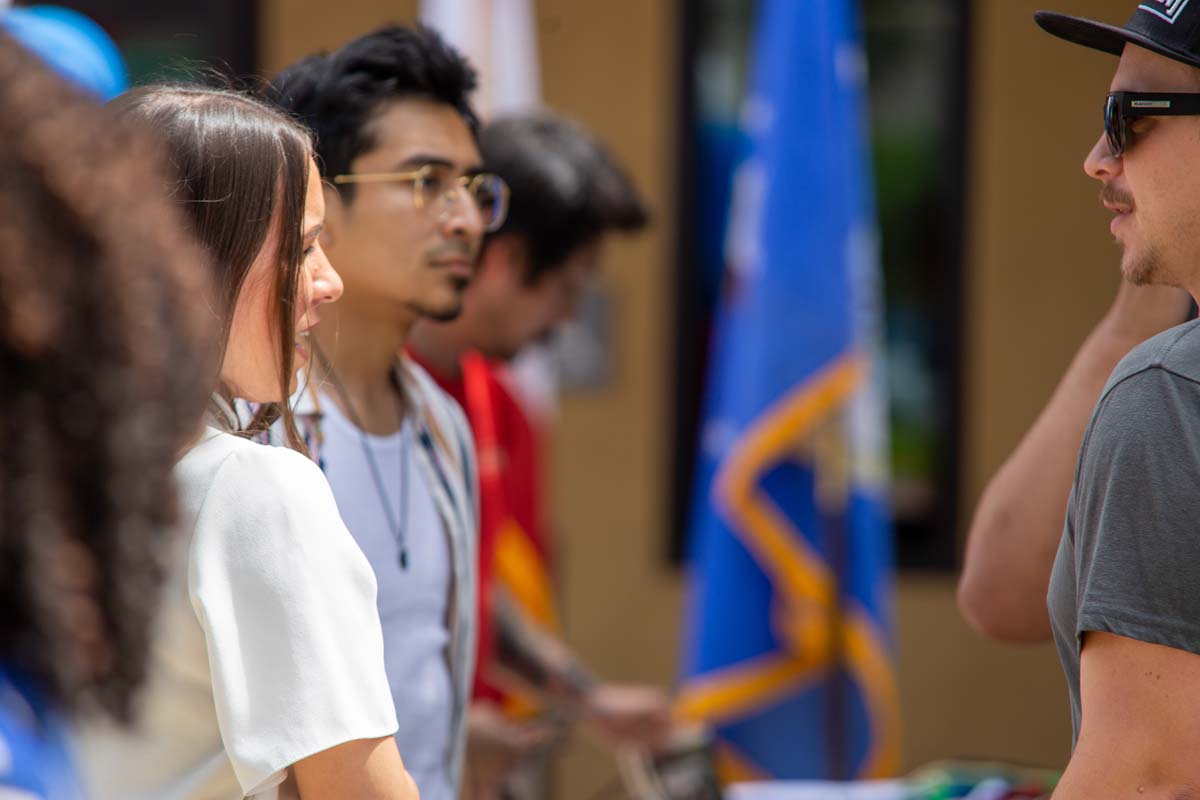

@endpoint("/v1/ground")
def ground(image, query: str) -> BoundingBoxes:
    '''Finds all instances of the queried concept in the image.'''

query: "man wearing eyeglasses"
[987,4,1200,795]
[266,27,509,800]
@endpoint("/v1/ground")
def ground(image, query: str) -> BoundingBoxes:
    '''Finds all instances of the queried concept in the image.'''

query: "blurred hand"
[1104,282,1192,342]
[462,701,561,800]
[582,683,673,751]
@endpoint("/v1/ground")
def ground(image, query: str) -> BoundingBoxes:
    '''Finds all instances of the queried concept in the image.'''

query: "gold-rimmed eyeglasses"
[332,164,510,233]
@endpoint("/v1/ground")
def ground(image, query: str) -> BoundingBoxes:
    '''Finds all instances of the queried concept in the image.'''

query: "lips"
[432,259,474,280]
[1100,183,1134,217]
[1103,197,1132,235]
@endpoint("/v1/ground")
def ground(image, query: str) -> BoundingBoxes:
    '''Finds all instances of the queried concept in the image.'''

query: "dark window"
[46,0,257,83]
[671,0,970,570]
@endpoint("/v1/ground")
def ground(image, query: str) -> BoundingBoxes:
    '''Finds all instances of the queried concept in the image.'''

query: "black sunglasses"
[1105,91,1200,158]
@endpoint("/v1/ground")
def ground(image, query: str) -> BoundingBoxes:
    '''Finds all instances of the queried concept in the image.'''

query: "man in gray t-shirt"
[1048,322,1200,740]
[1032,1,1200,795]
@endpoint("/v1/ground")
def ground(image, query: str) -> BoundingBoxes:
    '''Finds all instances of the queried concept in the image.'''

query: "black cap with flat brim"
[1035,3,1200,71]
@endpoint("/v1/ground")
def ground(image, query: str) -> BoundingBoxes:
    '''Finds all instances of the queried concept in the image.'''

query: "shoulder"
[1107,319,1200,388]
[403,358,474,448]
[1081,364,1198,470]
[219,435,321,486]
[186,428,321,489]
[182,430,338,538]
[1075,340,1200,499]
[401,359,478,507]
[490,367,533,427]
[185,433,372,599]
[404,358,461,413]
[1089,321,1200,437]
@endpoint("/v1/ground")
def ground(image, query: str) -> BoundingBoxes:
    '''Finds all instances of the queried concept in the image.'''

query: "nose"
[1084,131,1123,183]
[440,185,487,242]
[310,249,344,307]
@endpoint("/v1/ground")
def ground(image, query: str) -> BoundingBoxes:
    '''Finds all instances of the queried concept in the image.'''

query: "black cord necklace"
[317,345,411,570]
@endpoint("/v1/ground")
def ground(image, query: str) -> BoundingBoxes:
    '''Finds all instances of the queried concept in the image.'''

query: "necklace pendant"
[399,546,409,570]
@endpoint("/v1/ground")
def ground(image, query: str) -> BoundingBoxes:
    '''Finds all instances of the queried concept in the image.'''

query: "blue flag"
[679,0,900,782]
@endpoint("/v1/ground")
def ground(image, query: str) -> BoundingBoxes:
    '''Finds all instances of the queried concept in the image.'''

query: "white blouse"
[76,427,398,799]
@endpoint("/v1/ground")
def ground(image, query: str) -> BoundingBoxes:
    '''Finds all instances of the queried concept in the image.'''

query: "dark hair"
[265,24,478,201]
[480,114,649,284]
[112,84,314,450]
[0,34,212,720]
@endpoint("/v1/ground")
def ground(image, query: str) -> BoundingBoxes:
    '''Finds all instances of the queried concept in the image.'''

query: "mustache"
[426,242,478,263]
[1101,185,1135,210]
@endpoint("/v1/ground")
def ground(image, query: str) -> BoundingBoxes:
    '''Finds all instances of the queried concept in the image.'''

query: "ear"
[320,183,344,250]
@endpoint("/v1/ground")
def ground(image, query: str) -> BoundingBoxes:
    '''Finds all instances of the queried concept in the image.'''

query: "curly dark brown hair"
[0,33,214,722]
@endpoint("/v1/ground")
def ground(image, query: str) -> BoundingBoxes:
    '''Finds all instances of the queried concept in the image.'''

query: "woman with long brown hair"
[76,84,420,800]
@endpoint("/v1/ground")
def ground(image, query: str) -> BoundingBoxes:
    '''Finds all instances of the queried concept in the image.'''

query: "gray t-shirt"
[318,397,456,800]
[1049,318,1200,745]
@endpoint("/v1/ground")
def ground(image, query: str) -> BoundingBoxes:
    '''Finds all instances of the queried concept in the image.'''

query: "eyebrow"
[303,223,324,241]
[395,153,486,175]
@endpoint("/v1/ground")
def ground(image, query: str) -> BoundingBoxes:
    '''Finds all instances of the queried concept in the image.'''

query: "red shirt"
[409,348,553,702]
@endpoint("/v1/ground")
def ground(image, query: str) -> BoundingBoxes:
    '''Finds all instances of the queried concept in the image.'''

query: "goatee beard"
[408,299,464,324]
[1122,243,1167,287]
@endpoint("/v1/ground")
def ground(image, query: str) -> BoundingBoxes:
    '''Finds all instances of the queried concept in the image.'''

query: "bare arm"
[492,589,672,749]
[492,587,592,705]
[291,736,419,800]
[958,283,1190,642]
[1052,632,1200,799]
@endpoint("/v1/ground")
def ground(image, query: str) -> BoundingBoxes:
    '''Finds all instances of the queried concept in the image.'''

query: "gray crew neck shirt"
[1049,318,1200,746]
[318,397,456,800]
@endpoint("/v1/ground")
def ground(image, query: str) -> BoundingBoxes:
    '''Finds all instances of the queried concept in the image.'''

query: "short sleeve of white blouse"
[184,428,398,795]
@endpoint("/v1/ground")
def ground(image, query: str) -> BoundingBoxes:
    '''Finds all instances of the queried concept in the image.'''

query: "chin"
[417,294,465,323]
[409,280,468,323]
[478,342,520,362]
[1120,247,1169,287]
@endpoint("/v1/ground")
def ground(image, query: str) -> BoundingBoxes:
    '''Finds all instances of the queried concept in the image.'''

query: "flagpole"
[824,511,850,780]
[816,407,854,779]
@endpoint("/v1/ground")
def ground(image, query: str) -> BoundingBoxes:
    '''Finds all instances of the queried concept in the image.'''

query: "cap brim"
[1035,10,1200,70]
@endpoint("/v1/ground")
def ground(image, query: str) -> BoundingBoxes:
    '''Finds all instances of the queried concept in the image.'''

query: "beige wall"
[260,0,1136,789]
[964,0,1130,508]
[533,1,681,795]
[260,0,418,72]
[933,0,1137,769]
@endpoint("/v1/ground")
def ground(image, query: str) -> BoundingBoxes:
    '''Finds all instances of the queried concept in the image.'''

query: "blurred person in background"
[0,32,209,798]
[77,84,419,800]
[981,3,1200,795]
[0,4,127,100]
[407,112,672,797]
